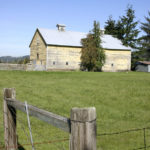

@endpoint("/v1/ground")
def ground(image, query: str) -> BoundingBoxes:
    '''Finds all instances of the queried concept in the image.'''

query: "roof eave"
[47,44,131,50]
[47,44,82,48]
[104,48,131,51]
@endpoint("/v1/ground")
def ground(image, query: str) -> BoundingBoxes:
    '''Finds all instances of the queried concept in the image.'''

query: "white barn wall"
[46,46,81,70]
[102,50,131,72]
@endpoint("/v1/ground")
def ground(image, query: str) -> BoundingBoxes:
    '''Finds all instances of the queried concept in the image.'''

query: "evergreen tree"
[120,5,139,48]
[115,20,125,40]
[104,16,116,35]
[81,21,105,71]
[104,5,139,49]
[131,51,144,70]
[140,11,150,60]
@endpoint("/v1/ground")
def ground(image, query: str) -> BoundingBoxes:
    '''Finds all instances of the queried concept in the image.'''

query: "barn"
[29,24,131,71]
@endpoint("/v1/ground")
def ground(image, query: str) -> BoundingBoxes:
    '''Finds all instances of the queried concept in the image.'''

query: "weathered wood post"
[70,107,96,150]
[3,88,17,150]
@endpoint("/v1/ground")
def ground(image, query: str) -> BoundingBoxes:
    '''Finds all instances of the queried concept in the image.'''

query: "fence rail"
[5,98,70,133]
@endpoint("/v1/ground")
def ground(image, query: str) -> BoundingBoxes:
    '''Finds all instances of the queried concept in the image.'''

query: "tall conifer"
[140,11,150,60]
[81,21,105,71]
[104,5,139,48]
[120,5,139,48]
[104,16,116,35]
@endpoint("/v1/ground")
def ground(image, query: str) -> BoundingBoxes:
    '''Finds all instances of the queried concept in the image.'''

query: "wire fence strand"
[0,138,69,150]
[97,127,150,136]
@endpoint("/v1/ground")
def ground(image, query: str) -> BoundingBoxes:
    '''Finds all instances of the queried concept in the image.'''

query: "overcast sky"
[0,0,149,57]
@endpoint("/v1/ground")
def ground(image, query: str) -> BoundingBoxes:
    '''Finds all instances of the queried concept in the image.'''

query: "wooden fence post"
[3,88,17,150]
[70,107,96,150]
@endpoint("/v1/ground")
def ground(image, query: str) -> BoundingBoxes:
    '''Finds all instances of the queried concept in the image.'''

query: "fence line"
[3,88,149,150]
[3,88,97,150]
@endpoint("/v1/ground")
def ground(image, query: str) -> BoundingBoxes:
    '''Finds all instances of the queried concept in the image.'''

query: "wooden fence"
[3,88,97,150]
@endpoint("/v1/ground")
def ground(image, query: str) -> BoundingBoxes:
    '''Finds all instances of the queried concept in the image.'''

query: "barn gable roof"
[30,28,131,50]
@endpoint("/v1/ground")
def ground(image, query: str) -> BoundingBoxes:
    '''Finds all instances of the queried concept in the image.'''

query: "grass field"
[0,71,150,150]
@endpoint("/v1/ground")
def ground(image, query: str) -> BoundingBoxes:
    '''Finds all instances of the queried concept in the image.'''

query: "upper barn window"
[66,62,69,65]
[36,37,40,45]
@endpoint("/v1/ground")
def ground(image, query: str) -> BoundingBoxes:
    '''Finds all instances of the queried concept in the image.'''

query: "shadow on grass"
[18,143,26,150]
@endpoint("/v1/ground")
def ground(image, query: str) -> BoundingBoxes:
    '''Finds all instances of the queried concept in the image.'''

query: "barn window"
[53,61,55,65]
[66,62,69,65]
[36,37,40,45]
[111,63,114,67]
[37,53,39,60]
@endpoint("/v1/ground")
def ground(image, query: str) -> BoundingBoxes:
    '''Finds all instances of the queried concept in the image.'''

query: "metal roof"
[38,28,131,50]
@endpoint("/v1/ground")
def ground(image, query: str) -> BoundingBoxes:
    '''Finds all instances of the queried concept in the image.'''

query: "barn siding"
[103,50,131,72]
[46,46,81,70]
[46,46,131,71]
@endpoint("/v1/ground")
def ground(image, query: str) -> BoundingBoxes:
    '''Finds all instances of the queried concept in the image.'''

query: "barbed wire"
[96,126,150,150]
[0,138,69,150]
[132,145,150,150]
[97,127,150,136]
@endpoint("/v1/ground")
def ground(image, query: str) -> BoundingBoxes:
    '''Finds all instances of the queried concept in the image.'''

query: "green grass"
[0,71,150,150]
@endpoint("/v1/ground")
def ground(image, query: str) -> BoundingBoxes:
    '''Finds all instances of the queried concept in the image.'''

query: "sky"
[0,0,150,57]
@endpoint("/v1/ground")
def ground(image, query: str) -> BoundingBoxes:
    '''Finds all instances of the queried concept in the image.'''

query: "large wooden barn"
[29,24,131,71]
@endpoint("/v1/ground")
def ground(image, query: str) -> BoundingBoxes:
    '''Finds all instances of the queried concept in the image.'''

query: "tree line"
[0,55,30,64]
[81,5,150,71]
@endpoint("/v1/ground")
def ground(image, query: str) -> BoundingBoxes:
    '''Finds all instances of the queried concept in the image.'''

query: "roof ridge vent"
[56,24,66,31]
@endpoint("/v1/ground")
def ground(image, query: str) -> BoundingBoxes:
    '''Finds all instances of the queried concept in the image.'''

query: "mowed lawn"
[0,71,150,150]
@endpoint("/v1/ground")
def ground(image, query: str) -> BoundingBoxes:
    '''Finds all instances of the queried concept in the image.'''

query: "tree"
[131,50,144,70]
[104,16,116,35]
[115,20,125,41]
[81,21,105,71]
[140,11,150,60]
[18,59,24,64]
[104,5,139,49]
[120,5,139,48]
[23,57,30,64]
